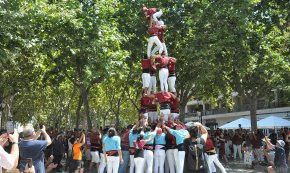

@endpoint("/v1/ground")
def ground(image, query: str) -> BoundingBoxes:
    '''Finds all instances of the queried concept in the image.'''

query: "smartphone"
[6,121,14,134]
[26,158,33,168]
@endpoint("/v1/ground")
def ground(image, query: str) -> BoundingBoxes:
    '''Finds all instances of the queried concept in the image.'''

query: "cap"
[277,140,285,147]
[157,128,162,134]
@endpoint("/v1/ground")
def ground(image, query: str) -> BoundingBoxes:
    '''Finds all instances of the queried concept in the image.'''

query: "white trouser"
[166,149,176,173]
[106,156,119,173]
[170,113,179,120]
[204,153,216,172]
[142,73,151,88]
[98,153,106,173]
[233,144,242,159]
[129,155,134,173]
[154,149,166,173]
[159,68,169,92]
[91,151,100,163]
[164,154,169,173]
[134,157,145,173]
[152,43,168,56]
[144,150,154,173]
[172,149,185,173]
[168,76,176,93]
[149,75,157,94]
[152,10,163,22]
[160,109,170,122]
[205,153,227,173]
[149,111,158,122]
[147,36,163,58]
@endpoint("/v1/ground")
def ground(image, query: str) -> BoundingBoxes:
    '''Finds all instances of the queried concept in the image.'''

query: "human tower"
[139,5,179,125]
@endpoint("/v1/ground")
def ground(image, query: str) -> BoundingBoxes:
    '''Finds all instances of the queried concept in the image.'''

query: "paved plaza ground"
[68,159,290,173]
[218,159,290,173]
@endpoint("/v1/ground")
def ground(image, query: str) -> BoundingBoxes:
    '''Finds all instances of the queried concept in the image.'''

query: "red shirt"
[148,27,159,36]
[170,98,179,113]
[142,59,151,70]
[146,8,157,21]
[121,130,130,148]
[90,132,101,144]
[155,92,174,103]
[155,56,169,67]
[168,58,176,74]
[134,140,147,149]
[206,137,215,151]
[140,95,151,109]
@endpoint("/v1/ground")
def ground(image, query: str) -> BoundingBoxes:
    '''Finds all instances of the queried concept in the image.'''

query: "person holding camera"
[264,136,288,173]
[19,124,52,173]
[0,129,19,173]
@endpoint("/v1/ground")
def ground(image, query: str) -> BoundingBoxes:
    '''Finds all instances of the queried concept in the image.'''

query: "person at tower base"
[133,134,152,173]
[103,128,123,173]
[163,123,189,173]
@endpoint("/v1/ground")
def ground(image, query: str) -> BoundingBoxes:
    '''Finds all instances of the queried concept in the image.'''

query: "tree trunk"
[76,95,83,130]
[80,84,92,130]
[179,95,188,122]
[249,92,258,131]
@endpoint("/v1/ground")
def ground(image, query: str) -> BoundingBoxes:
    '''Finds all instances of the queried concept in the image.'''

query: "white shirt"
[0,146,15,173]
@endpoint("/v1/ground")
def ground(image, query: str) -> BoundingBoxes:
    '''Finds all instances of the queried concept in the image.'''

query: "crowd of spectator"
[0,122,289,173]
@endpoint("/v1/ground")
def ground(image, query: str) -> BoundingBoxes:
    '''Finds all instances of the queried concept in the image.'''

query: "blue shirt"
[103,136,121,151]
[144,130,157,145]
[169,129,188,145]
[155,133,166,145]
[129,130,139,147]
[19,140,48,173]
[273,146,287,167]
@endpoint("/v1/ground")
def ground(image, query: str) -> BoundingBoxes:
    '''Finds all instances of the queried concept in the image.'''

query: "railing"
[185,104,290,117]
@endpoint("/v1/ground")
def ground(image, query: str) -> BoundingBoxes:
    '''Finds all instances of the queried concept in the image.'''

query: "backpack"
[184,137,209,173]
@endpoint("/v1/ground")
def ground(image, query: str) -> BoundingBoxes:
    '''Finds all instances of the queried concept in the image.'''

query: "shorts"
[72,160,83,171]
[91,151,101,163]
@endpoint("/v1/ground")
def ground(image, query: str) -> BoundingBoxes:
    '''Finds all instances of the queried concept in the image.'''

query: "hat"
[277,140,285,147]
[157,128,162,134]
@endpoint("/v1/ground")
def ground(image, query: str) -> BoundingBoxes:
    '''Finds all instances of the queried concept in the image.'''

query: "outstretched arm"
[194,122,208,142]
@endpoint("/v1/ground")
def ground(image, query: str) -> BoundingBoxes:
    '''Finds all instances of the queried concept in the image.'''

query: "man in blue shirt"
[163,123,188,173]
[129,125,140,173]
[143,125,157,173]
[19,125,52,173]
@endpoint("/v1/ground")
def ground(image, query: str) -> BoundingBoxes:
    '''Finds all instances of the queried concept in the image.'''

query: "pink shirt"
[0,147,15,173]
[133,140,147,150]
